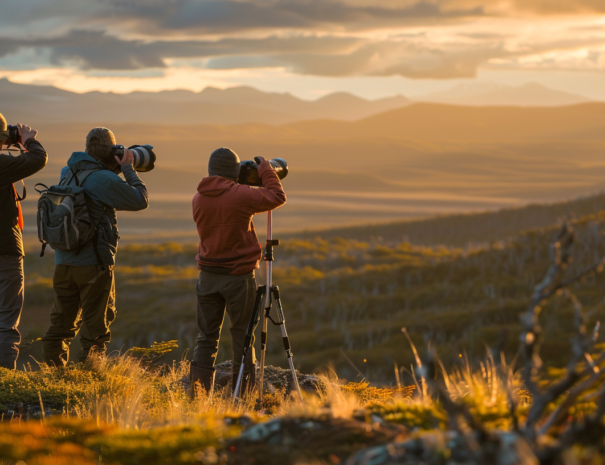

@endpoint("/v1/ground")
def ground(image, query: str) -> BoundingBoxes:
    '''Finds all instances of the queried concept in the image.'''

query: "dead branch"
[521,224,575,396]
[520,223,605,437]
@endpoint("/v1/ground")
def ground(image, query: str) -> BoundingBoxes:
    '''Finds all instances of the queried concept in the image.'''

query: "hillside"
[13,102,605,239]
[287,102,605,141]
[18,204,605,382]
[288,191,605,246]
[6,200,605,464]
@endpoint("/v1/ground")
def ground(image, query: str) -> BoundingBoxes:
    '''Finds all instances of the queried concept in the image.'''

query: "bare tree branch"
[520,223,605,436]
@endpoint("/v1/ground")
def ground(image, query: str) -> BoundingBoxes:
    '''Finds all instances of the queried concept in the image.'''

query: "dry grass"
[0,345,601,464]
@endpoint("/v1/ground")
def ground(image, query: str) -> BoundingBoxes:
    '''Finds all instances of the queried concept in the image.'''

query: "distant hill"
[0,79,410,125]
[420,82,591,107]
[286,102,605,141]
[287,192,605,247]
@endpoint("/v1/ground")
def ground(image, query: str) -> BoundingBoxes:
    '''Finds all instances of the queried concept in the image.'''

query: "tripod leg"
[233,285,266,399]
[258,290,271,404]
[272,286,303,402]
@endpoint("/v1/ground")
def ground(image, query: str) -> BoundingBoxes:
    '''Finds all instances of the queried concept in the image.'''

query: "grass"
[0,344,512,463]
[2,344,600,464]
[9,204,605,462]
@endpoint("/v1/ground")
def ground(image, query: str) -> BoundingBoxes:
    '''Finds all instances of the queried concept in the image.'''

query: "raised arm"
[0,138,48,187]
[97,164,149,211]
[247,157,286,214]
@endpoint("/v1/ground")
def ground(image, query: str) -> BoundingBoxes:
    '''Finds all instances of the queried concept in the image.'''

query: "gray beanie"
[209,147,241,180]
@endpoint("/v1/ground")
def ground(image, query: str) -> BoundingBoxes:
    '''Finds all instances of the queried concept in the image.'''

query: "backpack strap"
[62,168,98,187]
[90,230,105,271]
[62,167,107,270]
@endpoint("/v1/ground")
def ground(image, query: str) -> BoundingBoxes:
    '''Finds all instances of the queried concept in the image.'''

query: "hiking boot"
[190,364,215,399]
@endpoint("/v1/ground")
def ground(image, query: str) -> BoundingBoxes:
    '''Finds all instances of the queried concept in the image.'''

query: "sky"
[1,0,605,100]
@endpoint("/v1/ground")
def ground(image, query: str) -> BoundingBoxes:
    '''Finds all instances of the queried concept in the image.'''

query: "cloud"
[3,28,602,80]
[0,30,362,71]
[506,0,605,15]
[206,41,510,78]
[1,0,605,82]
[158,0,483,32]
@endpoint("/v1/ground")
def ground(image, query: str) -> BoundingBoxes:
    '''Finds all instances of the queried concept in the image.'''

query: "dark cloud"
[3,28,600,80]
[0,30,361,70]
[1,0,603,37]
[57,0,483,36]
[158,0,483,32]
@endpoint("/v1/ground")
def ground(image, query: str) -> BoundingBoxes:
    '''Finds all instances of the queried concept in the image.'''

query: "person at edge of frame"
[41,127,149,366]
[190,148,286,397]
[0,113,47,370]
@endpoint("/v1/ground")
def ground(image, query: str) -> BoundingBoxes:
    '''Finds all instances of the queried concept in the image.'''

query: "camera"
[5,125,21,146]
[238,158,288,186]
[111,144,156,172]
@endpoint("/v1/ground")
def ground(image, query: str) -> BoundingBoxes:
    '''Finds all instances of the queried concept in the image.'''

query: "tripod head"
[264,239,280,261]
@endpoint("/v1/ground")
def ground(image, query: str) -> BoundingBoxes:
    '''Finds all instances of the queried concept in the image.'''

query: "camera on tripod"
[238,158,288,186]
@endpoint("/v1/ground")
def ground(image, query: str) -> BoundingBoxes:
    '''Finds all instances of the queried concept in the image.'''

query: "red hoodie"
[192,160,286,275]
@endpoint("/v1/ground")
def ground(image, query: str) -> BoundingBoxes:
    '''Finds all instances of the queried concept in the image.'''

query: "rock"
[346,431,539,465]
[213,360,325,395]
[227,413,406,465]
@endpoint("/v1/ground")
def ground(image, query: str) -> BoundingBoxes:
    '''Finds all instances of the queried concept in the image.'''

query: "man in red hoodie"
[191,148,286,396]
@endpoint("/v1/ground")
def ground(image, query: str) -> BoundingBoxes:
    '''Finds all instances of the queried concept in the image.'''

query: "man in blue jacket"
[42,127,149,366]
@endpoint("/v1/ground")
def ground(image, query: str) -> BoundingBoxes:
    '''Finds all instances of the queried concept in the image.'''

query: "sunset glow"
[1,1,604,99]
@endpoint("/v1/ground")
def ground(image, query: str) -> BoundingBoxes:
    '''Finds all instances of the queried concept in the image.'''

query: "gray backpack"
[35,168,104,264]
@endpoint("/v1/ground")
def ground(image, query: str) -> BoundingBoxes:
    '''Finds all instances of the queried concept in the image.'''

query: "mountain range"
[0,78,410,125]
[419,82,590,107]
[0,79,596,128]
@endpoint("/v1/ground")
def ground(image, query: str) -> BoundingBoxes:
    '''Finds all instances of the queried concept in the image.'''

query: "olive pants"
[0,255,24,369]
[192,270,258,378]
[42,265,116,366]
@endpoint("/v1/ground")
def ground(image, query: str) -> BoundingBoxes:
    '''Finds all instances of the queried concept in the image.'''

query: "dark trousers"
[42,264,116,366]
[0,255,24,369]
[193,270,258,378]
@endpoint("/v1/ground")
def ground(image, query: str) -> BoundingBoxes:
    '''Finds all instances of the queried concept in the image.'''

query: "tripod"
[233,211,303,403]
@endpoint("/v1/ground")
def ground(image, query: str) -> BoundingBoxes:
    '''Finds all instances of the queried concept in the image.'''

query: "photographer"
[41,127,149,366]
[0,113,47,369]
[191,148,286,396]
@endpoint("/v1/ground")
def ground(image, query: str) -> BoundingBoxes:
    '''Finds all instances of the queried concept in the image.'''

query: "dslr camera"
[4,125,21,146]
[238,158,288,186]
[111,144,156,172]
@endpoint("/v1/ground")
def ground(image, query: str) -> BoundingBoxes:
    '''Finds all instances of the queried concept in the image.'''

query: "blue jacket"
[55,152,149,266]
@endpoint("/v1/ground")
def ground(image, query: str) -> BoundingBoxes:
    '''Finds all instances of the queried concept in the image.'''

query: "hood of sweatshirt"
[197,176,236,197]
[66,151,109,172]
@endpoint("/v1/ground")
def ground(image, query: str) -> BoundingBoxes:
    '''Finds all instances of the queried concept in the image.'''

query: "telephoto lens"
[238,158,288,186]
[6,125,21,146]
[112,144,156,172]
[129,145,156,172]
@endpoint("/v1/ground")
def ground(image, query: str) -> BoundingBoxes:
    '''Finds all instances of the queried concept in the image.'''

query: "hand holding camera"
[19,124,37,145]
[111,144,156,172]
[2,123,38,148]
[114,147,134,166]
